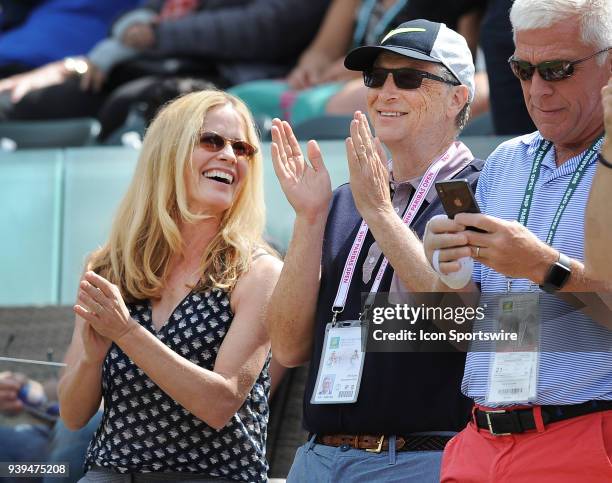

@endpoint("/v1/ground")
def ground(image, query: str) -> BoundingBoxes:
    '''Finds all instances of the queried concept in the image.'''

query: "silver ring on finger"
[475,246,481,258]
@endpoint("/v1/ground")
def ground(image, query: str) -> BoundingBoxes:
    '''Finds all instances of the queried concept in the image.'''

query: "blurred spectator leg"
[291,82,344,125]
[230,80,346,125]
[0,423,51,483]
[229,80,287,121]
[324,79,367,118]
[2,77,104,123]
[44,411,102,483]
[97,76,167,139]
[0,423,50,460]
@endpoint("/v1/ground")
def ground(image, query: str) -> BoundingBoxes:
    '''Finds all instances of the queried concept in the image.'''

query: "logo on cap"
[381,27,426,44]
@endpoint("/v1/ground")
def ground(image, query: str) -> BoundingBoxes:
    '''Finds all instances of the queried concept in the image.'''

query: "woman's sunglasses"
[199,131,257,158]
[363,67,460,90]
[508,47,611,82]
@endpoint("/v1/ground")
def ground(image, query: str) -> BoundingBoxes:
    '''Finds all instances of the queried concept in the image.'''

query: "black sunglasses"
[508,47,611,82]
[363,67,460,90]
[199,131,257,158]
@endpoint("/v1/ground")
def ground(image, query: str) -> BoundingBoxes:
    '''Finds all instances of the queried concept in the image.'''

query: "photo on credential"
[318,374,336,396]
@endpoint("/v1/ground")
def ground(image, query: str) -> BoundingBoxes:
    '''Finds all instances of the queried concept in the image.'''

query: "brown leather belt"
[315,434,452,452]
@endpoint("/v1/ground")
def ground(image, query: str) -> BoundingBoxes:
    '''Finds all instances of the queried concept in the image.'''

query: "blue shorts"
[229,80,344,125]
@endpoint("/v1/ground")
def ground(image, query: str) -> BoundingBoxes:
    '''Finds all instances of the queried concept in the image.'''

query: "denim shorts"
[286,434,451,483]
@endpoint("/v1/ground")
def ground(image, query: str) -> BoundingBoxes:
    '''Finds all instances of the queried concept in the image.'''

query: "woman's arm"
[57,269,112,430]
[287,0,360,89]
[76,256,282,430]
[302,0,360,62]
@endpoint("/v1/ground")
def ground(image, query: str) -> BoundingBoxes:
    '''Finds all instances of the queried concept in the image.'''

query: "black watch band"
[539,252,572,293]
[599,154,612,169]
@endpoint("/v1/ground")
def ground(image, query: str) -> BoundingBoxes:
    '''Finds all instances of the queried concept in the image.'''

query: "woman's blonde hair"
[90,90,271,300]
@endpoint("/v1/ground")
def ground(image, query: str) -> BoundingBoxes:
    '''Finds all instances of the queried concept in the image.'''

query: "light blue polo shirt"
[462,131,612,406]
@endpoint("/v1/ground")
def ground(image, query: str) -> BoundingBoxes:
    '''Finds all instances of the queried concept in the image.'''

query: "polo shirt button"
[368,257,375,263]
[340,444,350,452]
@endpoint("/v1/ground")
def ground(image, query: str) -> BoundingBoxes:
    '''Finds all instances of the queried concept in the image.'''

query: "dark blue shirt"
[303,160,483,435]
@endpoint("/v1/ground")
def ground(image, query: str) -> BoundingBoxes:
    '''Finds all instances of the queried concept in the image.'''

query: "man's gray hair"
[510,0,612,64]
[438,66,471,133]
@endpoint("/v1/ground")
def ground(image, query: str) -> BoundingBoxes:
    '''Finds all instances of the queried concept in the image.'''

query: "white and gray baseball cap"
[345,19,475,101]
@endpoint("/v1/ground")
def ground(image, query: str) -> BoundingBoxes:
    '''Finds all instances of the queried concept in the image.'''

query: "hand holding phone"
[435,179,487,233]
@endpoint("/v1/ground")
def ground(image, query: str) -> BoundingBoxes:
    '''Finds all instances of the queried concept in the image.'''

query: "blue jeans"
[45,411,102,482]
[0,423,52,483]
[0,411,102,483]
[287,435,445,483]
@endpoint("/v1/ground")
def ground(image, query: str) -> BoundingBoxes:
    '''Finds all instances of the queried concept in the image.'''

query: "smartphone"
[435,179,487,233]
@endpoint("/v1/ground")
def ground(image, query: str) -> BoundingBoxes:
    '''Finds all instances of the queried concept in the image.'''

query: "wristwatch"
[63,57,88,76]
[539,252,572,293]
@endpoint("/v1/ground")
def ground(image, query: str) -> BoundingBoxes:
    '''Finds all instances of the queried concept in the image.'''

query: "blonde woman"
[57,90,282,482]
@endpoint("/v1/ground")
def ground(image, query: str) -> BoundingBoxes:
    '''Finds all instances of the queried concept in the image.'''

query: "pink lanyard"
[331,144,458,321]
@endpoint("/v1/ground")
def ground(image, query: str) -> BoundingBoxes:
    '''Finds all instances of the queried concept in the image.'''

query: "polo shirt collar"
[389,141,475,204]
[524,130,604,172]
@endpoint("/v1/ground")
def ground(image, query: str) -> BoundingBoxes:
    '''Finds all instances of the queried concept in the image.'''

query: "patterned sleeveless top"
[84,288,270,482]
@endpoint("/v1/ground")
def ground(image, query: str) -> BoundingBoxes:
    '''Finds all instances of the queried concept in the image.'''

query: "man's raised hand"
[271,118,332,222]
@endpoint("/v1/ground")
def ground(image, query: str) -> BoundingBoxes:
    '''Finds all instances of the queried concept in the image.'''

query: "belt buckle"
[365,435,385,453]
[485,410,511,436]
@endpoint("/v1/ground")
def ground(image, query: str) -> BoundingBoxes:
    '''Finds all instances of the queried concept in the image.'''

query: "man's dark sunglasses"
[508,47,611,82]
[363,67,460,90]
[199,131,257,158]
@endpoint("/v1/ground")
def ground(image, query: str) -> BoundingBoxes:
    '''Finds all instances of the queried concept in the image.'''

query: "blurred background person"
[479,0,536,134]
[0,371,53,467]
[0,370,102,483]
[0,0,140,78]
[230,0,487,126]
[57,90,281,481]
[0,0,329,139]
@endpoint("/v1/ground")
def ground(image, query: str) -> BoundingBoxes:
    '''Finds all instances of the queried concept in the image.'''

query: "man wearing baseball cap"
[267,19,482,482]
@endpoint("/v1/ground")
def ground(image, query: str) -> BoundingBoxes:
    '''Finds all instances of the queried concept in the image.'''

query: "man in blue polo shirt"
[422,0,612,480]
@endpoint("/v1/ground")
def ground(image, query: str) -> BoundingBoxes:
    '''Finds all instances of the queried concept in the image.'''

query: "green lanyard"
[518,136,602,246]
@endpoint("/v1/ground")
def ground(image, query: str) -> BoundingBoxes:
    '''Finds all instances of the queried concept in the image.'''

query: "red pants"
[441,409,612,482]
